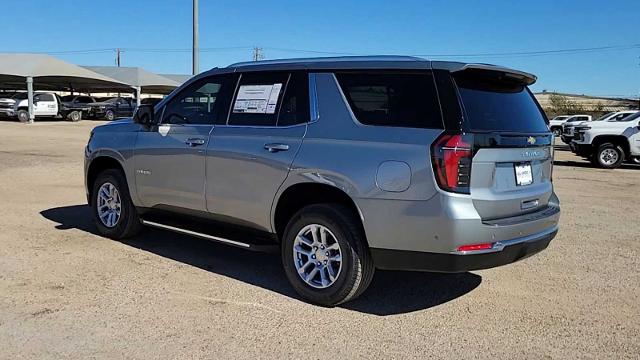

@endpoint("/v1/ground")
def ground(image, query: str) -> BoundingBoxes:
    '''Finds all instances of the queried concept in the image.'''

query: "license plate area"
[514,162,533,186]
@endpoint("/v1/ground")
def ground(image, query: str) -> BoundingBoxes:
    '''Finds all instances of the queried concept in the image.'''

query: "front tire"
[91,169,142,239]
[105,110,115,121]
[281,204,374,306]
[17,110,29,123]
[592,143,624,169]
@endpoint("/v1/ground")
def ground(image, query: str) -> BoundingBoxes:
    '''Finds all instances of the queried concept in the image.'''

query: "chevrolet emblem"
[527,136,536,145]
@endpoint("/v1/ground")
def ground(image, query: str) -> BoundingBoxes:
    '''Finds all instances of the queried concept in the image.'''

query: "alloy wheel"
[96,182,121,228]
[293,224,343,289]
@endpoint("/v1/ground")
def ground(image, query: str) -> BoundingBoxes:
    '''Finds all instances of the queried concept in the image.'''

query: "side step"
[142,220,273,251]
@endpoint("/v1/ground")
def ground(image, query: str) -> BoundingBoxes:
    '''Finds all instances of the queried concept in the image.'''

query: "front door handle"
[264,143,290,153]
[185,138,206,147]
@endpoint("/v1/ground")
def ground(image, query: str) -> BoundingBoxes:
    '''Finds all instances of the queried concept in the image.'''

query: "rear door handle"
[185,138,206,147]
[264,143,290,153]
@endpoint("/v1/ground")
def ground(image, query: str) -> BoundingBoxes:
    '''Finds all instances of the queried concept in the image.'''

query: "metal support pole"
[136,87,141,108]
[26,76,34,124]
[192,0,199,75]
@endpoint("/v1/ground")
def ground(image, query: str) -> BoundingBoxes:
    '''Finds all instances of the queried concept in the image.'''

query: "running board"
[141,220,252,249]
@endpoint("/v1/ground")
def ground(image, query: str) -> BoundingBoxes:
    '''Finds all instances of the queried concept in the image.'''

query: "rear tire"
[67,111,81,122]
[105,110,115,121]
[592,143,624,169]
[281,204,374,306]
[17,110,29,123]
[91,169,142,239]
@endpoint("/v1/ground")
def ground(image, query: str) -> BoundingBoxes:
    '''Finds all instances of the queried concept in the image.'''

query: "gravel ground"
[0,120,638,359]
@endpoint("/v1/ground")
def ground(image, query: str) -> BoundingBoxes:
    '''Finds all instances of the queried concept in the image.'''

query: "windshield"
[553,116,569,121]
[11,93,27,100]
[455,75,549,133]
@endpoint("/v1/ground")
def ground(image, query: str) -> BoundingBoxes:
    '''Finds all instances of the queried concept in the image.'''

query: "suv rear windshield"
[455,73,549,133]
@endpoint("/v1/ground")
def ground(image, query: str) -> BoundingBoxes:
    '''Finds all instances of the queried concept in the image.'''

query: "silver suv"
[85,56,560,306]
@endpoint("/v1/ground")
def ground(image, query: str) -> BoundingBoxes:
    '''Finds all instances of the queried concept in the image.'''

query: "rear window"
[455,74,549,133]
[336,72,443,129]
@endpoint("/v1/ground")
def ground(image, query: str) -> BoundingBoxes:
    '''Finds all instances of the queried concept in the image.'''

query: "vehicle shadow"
[40,205,482,316]
[553,143,572,152]
[554,159,640,170]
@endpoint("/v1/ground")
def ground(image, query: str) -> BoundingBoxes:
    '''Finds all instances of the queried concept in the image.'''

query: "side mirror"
[133,104,155,125]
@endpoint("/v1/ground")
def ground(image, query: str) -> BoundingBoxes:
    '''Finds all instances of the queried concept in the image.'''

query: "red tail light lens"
[431,134,472,194]
[457,243,493,252]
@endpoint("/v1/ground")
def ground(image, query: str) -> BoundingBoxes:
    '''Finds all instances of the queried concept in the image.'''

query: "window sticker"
[233,83,282,114]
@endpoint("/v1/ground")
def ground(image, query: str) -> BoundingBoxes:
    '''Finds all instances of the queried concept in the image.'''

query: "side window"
[618,113,639,122]
[228,72,289,126]
[40,94,54,101]
[335,72,443,129]
[613,113,630,121]
[162,74,236,125]
[34,94,54,102]
[277,72,310,126]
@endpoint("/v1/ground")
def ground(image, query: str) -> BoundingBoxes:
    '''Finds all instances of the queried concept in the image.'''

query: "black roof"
[163,56,536,109]
[222,55,536,84]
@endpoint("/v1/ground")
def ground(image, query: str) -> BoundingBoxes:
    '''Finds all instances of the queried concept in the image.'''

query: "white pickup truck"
[549,114,591,136]
[0,92,88,122]
[560,111,638,144]
[571,111,640,168]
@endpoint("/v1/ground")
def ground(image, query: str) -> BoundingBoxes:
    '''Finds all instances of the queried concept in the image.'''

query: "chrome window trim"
[309,73,320,122]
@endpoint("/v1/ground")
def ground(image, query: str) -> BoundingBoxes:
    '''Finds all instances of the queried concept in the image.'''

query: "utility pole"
[115,48,122,67]
[252,47,264,61]
[192,0,199,75]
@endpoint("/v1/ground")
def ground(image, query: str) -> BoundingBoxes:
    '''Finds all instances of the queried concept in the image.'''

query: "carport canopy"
[83,66,181,106]
[0,53,133,122]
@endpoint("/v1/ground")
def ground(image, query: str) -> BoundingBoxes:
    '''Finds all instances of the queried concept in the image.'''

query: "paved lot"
[0,120,638,359]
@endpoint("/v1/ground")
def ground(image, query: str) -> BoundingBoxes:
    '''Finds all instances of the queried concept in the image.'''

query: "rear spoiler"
[452,64,537,85]
[432,61,538,85]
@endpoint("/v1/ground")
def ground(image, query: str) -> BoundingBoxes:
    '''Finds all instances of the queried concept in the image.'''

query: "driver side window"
[162,74,235,125]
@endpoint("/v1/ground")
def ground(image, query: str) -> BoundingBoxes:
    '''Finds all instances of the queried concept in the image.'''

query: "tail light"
[457,243,493,252]
[431,133,473,194]
[549,141,555,182]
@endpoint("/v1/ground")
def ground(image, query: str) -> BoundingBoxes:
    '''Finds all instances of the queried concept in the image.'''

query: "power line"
[413,43,640,58]
[13,42,640,58]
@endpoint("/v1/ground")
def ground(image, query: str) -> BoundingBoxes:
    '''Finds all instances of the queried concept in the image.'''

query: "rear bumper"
[371,227,556,272]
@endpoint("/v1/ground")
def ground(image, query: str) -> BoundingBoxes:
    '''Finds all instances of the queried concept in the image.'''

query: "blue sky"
[2,0,639,97]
